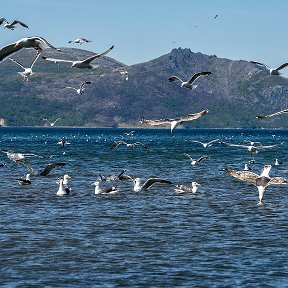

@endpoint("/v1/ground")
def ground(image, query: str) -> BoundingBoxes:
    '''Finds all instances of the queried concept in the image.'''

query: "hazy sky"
[2,0,288,69]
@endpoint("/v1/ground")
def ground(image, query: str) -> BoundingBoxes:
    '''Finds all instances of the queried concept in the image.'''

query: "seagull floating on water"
[9,52,41,81]
[92,181,119,194]
[57,138,70,148]
[0,18,29,30]
[140,109,208,133]
[18,173,31,185]
[132,177,173,192]
[183,153,209,165]
[0,36,61,63]
[110,140,148,151]
[68,38,92,45]
[224,164,288,205]
[175,181,201,193]
[168,71,212,90]
[64,81,91,95]
[56,179,71,196]
[42,45,114,69]
[191,139,219,148]
[256,109,288,119]
[250,61,288,75]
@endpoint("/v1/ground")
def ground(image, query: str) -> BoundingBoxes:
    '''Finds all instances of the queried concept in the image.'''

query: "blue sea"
[1,127,288,287]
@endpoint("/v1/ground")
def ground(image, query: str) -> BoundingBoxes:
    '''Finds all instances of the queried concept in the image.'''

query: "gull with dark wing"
[220,141,280,156]
[0,36,61,63]
[183,153,209,165]
[64,81,91,95]
[168,71,212,90]
[39,163,66,176]
[191,139,219,148]
[175,181,201,193]
[42,117,62,127]
[132,177,173,192]
[0,18,29,30]
[9,51,41,81]
[250,61,288,75]
[57,138,70,148]
[224,165,288,205]
[68,38,92,44]
[140,109,208,133]
[18,173,31,185]
[56,179,71,196]
[42,45,114,69]
[256,109,288,119]
[110,140,148,151]
[92,181,119,195]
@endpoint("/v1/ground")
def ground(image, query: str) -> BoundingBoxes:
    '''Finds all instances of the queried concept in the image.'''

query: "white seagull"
[132,177,173,192]
[92,181,119,194]
[110,140,148,151]
[18,173,31,185]
[183,153,209,165]
[174,181,201,193]
[168,71,212,90]
[224,165,288,205]
[64,81,91,95]
[42,45,114,69]
[42,117,62,127]
[0,36,61,63]
[9,52,41,81]
[1,148,43,162]
[256,109,288,119]
[68,38,92,45]
[63,174,71,186]
[56,179,71,196]
[191,139,220,148]
[250,61,288,75]
[140,109,208,133]
[0,18,29,30]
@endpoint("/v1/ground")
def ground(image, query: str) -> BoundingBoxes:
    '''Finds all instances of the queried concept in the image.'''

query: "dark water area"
[0,127,288,287]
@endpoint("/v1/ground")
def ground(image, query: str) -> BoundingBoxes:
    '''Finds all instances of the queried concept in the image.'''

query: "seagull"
[42,117,62,127]
[18,173,31,185]
[1,148,43,162]
[91,181,119,194]
[174,181,201,193]
[191,139,220,148]
[110,140,148,151]
[168,71,212,90]
[68,38,92,44]
[274,159,282,166]
[250,61,288,75]
[98,170,132,182]
[224,165,288,205]
[42,45,114,69]
[0,162,6,167]
[256,109,288,119]
[132,177,173,192]
[214,14,219,19]
[56,179,71,196]
[183,153,209,165]
[63,174,71,186]
[0,36,61,63]
[124,130,135,136]
[0,18,29,30]
[244,164,252,171]
[64,81,91,95]
[140,109,209,133]
[220,141,280,156]
[9,52,41,81]
[57,138,70,148]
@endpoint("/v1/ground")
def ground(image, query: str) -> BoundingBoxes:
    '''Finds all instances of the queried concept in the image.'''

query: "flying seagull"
[174,181,201,193]
[191,139,219,148]
[9,52,41,81]
[110,140,148,151]
[132,177,173,192]
[250,61,288,75]
[256,109,288,119]
[68,38,92,44]
[140,109,209,133]
[1,148,43,162]
[220,141,280,155]
[0,36,61,63]
[0,18,29,30]
[42,117,62,127]
[42,45,114,69]
[168,71,212,90]
[91,181,119,194]
[64,81,91,95]
[224,165,288,205]
[183,153,209,165]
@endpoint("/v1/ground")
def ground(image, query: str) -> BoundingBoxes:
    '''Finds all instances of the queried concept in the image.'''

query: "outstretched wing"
[140,118,173,126]
[0,42,22,63]
[30,52,41,69]
[168,76,183,83]
[80,81,91,89]
[9,57,25,69]
[188,71,212,84]
[256,109,288,119]
[250,61,270,69]
[197,156,209,162]
[110,140,127,149]
[181,109,209,122]
[220,141,248,148]
[268,177,288,186]
[224,168,258,185]
[207,139,220,145]
[42,56,74,64]
[142,178,173,189]
[134,142,149,151]
[255,144,279,149]
[82,45,114,64]
[183,153,193,161]
[275,63,288,71]
[10,20,29,28]
[40,163,66,176]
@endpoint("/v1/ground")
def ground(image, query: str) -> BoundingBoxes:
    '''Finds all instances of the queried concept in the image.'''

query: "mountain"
[1,47,288,128]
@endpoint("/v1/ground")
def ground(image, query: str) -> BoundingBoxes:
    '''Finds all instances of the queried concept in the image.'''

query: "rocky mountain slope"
[1,47,288,128]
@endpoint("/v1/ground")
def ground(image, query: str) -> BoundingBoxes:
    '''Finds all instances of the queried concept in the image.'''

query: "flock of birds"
[1,18,288,205]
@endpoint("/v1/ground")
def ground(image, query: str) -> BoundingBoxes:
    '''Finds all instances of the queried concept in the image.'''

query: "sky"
[2,0,288,72]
